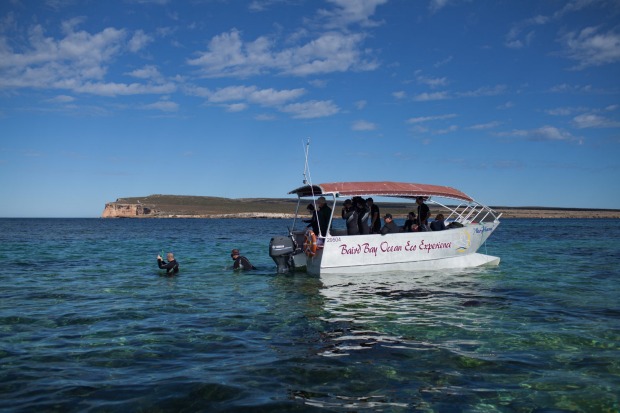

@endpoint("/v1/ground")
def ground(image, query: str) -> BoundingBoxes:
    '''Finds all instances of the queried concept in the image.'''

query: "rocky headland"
[102,195,620,219]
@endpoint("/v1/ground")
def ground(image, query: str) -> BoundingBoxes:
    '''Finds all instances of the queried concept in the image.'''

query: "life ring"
[304,230,318,257]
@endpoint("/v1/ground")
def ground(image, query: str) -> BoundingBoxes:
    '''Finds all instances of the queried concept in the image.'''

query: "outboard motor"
[269,236,295,273]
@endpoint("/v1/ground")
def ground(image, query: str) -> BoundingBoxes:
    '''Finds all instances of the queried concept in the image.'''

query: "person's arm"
[158,258,177,272]
[371,208,379,228]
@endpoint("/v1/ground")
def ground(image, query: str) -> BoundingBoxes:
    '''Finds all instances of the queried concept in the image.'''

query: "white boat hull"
[305,222,500,276]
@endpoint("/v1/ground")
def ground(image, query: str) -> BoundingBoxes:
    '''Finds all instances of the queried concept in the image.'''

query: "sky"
[0,0,619,217]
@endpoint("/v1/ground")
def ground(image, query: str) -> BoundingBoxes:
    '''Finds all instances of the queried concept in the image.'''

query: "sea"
[0,218,618,413]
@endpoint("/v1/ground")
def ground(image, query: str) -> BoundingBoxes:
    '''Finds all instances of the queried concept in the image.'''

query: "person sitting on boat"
[416,196,430,232]
[157,252,179,275]
[231,249,256,270]
[316,196,332,237]
[367,197,381,234]
[303,203,319,235]
[341,199,359,235]
[354,196,370,234]
[430,213,446,231]
[381,213,401,235]
[403,211,417,232]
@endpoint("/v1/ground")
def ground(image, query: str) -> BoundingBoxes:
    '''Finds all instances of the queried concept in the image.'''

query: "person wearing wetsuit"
[355,197,370,235]
[231,249,256,270]
[316,197,332,237]
[416,196,430,232]
[157,252,179,275]
[367,198,381,234]
[381,213,402,234]
[403,211,417,232]
[341,199,359,235]
[303,203,320,235]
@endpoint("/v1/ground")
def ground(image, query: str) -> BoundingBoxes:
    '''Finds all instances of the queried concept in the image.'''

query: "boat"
[269,181,501,276]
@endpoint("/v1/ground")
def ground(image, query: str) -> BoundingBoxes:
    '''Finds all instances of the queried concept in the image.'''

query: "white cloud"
[417,74,448,88]
[406,114,456,123]
[468,121,501,130]
[392,91,406,99]
[0,21,176,97]
[319,0,388,29]
[549,83,593,93]
[187,29,377,78]
[497,126,579,142]
[561,26,620,69]
[47,94,75,103]
[505,15,548,49]
[433,55,453,67]
[204,85,306,107]
[497,101,514,110]
[143,100,178,112]
[128,30,153,53]
[457,84,506,97]
[281,100,340,119]
[355,100,367,109]
[433,125,458,134]
[429,0,450,13]
[413,91,450,101]
[73,81,176,96]
[225,103,247,112]
[126,65,163,81]
[352,120,377,131]
[572,113,620,128]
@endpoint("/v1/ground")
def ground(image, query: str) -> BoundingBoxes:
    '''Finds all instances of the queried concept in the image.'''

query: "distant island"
[102,195,620,219]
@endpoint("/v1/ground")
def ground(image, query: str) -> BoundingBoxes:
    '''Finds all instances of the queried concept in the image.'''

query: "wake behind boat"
[269,181,501,277]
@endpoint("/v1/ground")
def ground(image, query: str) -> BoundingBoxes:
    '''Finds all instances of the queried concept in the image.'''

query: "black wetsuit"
[317,205,332,236]
[233,256,256,270]
[417,202,430,231]
[158,258,179,275]
[370,204,381,233]
[403,219,414,232]
[303,211,319,235]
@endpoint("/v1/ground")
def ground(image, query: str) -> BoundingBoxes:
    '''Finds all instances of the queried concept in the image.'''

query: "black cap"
[384,213,392,219]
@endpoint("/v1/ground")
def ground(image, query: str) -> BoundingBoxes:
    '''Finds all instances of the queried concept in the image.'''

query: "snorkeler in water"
[157,252,179,275]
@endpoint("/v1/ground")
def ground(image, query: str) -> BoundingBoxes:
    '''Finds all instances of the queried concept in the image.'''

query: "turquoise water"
[0,218,618,412]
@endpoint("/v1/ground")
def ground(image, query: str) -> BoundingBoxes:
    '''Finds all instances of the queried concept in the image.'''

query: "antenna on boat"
[302,138,311,185]
[302,138,316,197]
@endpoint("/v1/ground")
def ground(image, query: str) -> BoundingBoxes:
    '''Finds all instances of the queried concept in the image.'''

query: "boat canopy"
[288,181,474,202]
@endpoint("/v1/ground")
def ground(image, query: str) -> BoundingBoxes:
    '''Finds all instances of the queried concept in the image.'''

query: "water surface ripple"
[0,218,618,412]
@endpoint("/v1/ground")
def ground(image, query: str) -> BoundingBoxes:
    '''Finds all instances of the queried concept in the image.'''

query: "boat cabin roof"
[288,181,474,202]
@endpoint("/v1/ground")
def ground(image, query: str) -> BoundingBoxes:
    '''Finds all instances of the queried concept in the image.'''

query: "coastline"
[101,195,620,219]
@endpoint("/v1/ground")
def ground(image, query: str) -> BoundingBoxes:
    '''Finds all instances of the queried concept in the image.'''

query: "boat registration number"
[325,237,341,243]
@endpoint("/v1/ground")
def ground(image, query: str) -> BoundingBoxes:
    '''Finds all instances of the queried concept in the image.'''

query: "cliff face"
[101,203,157,218]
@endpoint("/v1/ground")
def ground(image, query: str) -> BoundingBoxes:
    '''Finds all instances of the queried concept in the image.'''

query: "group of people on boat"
[304,195,448,237]
[156,248,255,276]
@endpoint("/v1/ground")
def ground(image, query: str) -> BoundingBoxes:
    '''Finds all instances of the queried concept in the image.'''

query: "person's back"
[430,214,446,231]
[317,197,332,236]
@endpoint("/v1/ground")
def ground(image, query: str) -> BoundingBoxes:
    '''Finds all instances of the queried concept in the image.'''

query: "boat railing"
[433,199,500,224]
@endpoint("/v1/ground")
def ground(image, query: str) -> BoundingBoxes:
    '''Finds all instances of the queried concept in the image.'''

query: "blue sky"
[1,0,619,217]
